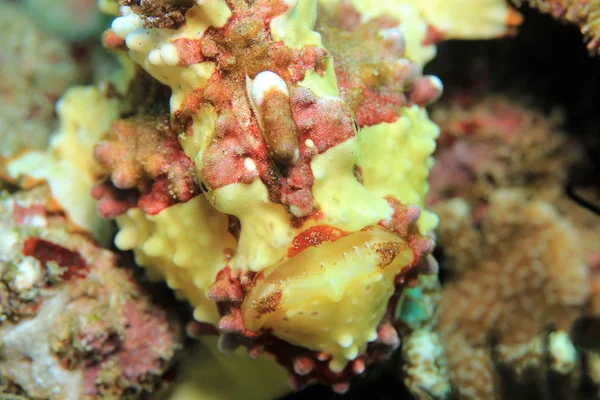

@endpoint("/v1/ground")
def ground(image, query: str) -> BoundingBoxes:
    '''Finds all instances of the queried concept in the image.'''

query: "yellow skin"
[108,0,519,390]
[111,0,439,373]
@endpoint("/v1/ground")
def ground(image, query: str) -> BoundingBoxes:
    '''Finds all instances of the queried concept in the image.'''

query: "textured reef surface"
[0,0,599,399]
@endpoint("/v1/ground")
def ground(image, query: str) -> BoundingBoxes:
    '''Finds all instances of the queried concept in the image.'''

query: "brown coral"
[435,189,589,399]
[0,186,182,400]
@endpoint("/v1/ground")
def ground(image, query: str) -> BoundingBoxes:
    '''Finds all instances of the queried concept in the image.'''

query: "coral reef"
[0,1,82,158]
[428,93,600,266]
[0,186,182,399]
[11,0,600,399]
[396,274,450,398]
[428,94,600,399]
[434,190,589,399]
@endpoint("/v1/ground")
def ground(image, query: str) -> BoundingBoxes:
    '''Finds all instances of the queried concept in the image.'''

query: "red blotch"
[354,87,405,127]
[379,197,433,268]
[22,238,88,281]
[172,38,204,65]
[218,308,261,337]
[287,225,347,257]
[137,178,182,216]
[291,87,355,154]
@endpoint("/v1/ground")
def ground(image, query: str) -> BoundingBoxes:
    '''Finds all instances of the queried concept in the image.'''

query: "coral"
[396,275,450,399]
[401,330,449,399]
[495,330,578,381]
[435,189,589,399]
[428,92,600,275]
[427,91,600,399]
[0,1,82,158]
[428,95,567,208]
[512,0,600,52]
[0,187,182,400]
[553,191,600,268]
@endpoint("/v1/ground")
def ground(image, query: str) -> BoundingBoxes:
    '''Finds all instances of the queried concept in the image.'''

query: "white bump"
[115,231,135,250]
[289,205,304,218]
[148,49,163,65]
[251,70,288,107]
[143,237,164,257]
[344,346,359,360]
[305,139,315,148]
[119,5,132,16]
[367,330,378,342]
[329,359,347,373]
[338,334,354,348]
[160,43,180,66]
[378,27,405,54]
[244,157,257,171]
[125,31,149,52]
[428,75,443,92]
[111,15,142,39]
[173,251,191,267]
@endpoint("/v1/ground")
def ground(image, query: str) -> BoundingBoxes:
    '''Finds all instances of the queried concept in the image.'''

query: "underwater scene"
[0,0,599,399]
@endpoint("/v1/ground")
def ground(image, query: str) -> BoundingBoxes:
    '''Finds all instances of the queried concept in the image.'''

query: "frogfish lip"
[241,225,414,372]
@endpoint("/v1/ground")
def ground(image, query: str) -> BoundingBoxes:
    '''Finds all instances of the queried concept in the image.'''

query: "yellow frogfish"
[3,0,519,396]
